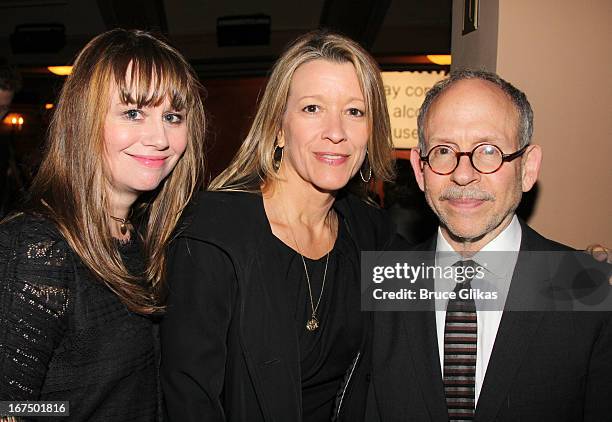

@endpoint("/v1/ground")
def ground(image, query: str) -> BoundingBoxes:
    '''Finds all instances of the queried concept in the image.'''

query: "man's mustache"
[439,186,495,201]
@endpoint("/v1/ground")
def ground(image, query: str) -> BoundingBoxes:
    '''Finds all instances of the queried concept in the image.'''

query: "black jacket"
[337,221,612,421]
[161,190,395,422]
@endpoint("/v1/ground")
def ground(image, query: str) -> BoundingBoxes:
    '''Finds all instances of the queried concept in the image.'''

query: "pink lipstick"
[129,154,168,168]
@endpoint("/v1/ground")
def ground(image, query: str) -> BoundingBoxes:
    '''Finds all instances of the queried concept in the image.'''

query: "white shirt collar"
[436,215,522,278]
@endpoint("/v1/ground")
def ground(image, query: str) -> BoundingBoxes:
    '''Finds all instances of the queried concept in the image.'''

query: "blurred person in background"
[0,65,23,218]
[0,64,19,120]
[383,158,437,243]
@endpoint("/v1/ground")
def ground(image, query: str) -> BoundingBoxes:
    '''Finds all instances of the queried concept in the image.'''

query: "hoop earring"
[359,151,372,183]
[273,145,284,172]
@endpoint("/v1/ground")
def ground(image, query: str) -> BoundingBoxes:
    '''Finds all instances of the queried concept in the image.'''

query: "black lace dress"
[0,214,158,421]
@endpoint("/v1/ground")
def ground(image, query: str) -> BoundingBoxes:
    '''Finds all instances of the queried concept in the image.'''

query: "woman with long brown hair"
[161,30,395,422]
[0,28,205,420]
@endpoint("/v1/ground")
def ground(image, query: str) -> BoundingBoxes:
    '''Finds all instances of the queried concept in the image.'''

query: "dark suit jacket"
[160,190,395,422]
[337,221,612,421]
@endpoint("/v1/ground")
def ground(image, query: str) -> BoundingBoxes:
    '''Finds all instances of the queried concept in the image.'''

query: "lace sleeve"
[0,217,73,400]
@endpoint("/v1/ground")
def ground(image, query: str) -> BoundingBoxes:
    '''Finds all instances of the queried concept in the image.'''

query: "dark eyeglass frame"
[420,143,529,175]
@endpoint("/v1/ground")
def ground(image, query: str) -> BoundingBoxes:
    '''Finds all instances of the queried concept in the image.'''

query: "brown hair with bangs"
[24,29,206,314]
[209,30,395,197]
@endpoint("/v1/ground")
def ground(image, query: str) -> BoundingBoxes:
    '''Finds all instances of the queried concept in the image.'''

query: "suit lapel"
[371,238,449,421]
[371,299,448,422]
[403,308,449,421]
[475,223,552,421]
[404,242,448,421]
[402,240,448,421]
[474,309,544,420]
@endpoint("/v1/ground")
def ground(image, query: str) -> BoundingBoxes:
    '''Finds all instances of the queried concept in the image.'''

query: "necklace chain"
[281,197,335,331]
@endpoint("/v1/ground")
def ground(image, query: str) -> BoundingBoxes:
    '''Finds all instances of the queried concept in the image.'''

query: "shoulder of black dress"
[1,213,69,254]
[176,190,267,246]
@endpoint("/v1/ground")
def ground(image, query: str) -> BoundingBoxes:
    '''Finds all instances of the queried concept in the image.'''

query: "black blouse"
[0,214,158,421]
[272,219,362,421]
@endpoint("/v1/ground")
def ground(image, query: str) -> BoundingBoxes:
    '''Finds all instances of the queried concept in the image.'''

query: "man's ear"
[410,148,426,192]
[521,144,542,192]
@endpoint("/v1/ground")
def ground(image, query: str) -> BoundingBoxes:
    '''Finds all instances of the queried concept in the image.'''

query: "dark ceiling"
[1,0,451,137]
[1,0,452,76]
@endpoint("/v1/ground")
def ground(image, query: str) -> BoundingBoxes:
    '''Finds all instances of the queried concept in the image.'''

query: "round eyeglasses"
[420,143,528,175]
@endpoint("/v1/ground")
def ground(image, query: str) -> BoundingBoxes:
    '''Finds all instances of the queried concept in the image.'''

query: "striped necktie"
[444,260,478,421]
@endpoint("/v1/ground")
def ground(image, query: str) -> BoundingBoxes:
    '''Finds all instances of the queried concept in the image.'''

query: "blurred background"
[0,0,610,247]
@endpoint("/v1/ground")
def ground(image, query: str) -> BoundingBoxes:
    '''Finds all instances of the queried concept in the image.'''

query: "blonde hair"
[210,30,394,197]
[25,29,205,314]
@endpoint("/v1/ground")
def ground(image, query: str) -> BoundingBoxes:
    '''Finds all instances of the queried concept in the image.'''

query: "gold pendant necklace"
[301,252,329,331]
[306,317,319,331]
[110,215,129,235]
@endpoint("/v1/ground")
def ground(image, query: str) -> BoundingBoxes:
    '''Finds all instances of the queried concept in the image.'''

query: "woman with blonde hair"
[0,28,205,420]
[161,30,395,421]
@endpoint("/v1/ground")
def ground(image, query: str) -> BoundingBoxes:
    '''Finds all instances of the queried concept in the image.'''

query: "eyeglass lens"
[428,144,503,174]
